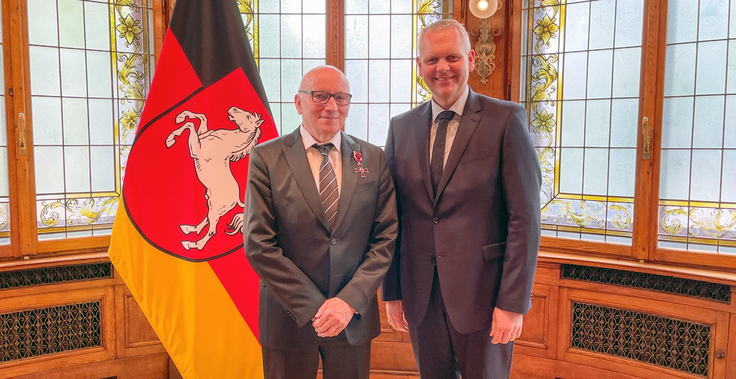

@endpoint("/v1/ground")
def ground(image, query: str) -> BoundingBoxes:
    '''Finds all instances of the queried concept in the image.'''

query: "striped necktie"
[314,143,339,230]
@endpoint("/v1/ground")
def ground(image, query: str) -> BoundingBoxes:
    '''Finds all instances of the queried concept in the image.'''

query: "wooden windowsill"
[0,252,110,272]
[539,249,736,286]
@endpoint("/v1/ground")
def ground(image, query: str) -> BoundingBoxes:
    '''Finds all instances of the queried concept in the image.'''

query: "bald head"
[299,65,350,93]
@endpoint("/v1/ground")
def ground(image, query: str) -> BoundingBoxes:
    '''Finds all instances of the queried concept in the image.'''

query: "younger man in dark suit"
[381,19,542,379]
[245,66,398,379]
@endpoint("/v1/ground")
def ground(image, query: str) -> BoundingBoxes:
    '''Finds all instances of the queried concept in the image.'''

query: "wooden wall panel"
[515,283,558,359]
[373,258,736,379]
[125,292,159,346]
[371,340,418,373]
[114,284,167,358]
[0,286,116,379]
[8,353,170,379]
[0,260,170,379]
[558,288,729,379]
[511,354,646,379]
[372,294,418,374]
[727,312,736,379]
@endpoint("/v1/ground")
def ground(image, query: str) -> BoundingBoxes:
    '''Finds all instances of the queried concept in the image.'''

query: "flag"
[108,0,277,377]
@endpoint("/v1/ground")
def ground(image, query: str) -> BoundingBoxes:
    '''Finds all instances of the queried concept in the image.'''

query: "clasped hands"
[385,300,524,344]
[312,297,356,338]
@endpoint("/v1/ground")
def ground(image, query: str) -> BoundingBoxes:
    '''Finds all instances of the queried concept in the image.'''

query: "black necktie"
[430,110,455,196]
[314,144,339,229]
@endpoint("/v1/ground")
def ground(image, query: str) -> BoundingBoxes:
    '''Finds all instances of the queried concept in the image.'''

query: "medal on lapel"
[353,151,369,178]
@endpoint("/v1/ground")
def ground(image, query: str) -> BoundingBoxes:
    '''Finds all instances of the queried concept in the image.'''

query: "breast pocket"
[354,180,379,193]
[482,242,506,261]
[459,149,493,165]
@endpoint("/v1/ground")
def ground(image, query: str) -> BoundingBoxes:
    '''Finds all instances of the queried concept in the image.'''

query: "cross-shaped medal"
[355,166,369,178]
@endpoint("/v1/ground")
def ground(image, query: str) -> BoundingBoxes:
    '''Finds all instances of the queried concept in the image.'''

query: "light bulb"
[477,0,489,11]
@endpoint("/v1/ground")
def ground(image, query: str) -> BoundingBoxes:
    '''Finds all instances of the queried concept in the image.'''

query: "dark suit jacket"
[245,128,398,350]
[381,89,541,334]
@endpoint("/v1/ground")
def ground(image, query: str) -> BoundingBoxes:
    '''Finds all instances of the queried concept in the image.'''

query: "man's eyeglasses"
[298,90,352,106]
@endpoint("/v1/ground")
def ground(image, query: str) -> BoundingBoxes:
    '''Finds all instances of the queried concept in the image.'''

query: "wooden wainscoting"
[5,255,736,379]
[0,257,172,379]
[370,258,736,379]
[369,295,419,378]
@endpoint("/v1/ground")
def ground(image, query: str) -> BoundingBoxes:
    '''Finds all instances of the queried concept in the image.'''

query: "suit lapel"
[415,102,435,201]
[435,90,481,200]
[333,133,358,231]
[281,128,331,231]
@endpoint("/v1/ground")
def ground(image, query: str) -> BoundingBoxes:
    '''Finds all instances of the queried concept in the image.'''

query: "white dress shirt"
[429,85,470,168]
[300,125,343,194]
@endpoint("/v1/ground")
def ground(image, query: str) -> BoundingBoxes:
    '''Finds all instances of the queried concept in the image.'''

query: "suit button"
[433,217,439,224]
[331,238,337,245]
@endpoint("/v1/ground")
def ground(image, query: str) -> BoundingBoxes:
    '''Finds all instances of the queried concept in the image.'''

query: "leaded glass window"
[28,0,154,240]
[521,0,644,245]
[658,0,736,254]
[241,0,327,135]
[343,0,450,147]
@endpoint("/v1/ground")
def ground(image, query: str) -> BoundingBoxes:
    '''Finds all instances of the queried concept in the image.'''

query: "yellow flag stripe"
[109,202,263,378]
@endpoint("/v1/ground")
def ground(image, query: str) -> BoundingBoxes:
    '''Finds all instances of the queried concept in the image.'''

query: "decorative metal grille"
[562,264,731,303]
[571,302,710,377]
[0,263,113,290]
[0,301,102,362]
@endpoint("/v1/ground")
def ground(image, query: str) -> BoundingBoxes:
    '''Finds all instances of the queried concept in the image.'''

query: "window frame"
[1,0,168,259]
[511,0,736,271]
[7,0,731,273]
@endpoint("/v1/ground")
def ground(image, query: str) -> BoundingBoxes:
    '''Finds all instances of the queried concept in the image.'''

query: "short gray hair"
[417,19,471,57]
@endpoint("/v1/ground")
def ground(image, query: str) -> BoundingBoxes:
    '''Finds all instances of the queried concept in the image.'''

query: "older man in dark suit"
[381,19,542,379]
[245,65,397,379]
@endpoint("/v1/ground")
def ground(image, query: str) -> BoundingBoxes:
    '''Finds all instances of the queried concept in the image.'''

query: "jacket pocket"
[354,180,379,193]
[459,149,493,165]
[482,242,506,261]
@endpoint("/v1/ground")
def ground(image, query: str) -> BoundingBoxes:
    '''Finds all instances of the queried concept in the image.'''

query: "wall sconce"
[469,0,498,19]
[469,0,501,85]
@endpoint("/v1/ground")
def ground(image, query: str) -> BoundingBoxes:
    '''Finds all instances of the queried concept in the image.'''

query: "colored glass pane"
[659,0,736,253]
[28,0,155,239]
[521,0,644,244]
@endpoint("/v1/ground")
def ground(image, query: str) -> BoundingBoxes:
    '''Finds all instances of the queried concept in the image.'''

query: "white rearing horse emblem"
[165,107,263,250]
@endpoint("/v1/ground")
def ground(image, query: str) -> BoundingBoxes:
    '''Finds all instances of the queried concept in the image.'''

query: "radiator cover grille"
[0,301,102,362]
[562,264,730,303]
[571,302,710,377]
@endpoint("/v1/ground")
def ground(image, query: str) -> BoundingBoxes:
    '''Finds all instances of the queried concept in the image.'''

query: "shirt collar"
[300,125,342,153]
[430,85,470,122]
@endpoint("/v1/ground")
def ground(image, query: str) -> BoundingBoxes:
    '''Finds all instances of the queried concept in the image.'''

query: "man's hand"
[489,307,523,344]
[385,300,409,332]
[312,297,356,337]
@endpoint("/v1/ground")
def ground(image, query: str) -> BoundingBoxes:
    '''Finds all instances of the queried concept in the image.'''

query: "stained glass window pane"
[0,3,8,245]
[344,0,449,147]
[695,41,727,95]
[659,0,736,253]
[697,0,728,41]
[667,0,698,44]
[28,0,155,240]
[612,48,642,97]
[614,0,644,48]
[522,0,643,244]
[664,43,696,97]
[243,0,327,135]
[726,95,736,148]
